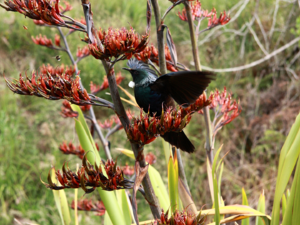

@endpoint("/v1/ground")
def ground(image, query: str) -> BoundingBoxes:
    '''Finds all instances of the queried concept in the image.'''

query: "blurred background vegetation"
[0,0,300,224]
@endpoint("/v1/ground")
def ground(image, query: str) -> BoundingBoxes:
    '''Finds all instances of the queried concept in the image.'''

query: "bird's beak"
[122,68,131,71]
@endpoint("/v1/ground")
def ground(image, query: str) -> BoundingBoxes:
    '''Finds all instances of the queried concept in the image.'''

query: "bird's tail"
[161,131,195,153]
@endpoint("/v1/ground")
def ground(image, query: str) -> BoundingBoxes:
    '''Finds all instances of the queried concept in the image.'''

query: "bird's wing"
[149,71,216,107]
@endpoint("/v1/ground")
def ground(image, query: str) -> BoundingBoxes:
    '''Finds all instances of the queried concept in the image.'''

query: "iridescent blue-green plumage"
[123,58,216,153]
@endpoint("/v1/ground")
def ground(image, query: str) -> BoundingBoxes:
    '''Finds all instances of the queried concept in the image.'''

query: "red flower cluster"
[44,157,134,193]
[90,72,124,94]
[135,44,177,72]
[61,100,78,118]
[40,64,76,77]
[0,0,66,26]
[59,141,99,159]
[210,87,241,126]
[89,27,149,61]
[122,163,135,176]
[155,209,206,225]
[32,34,55,47]
[127,95,210,145]
[59,141,85,158]
[4,67,93,105]
[199,87,241,139]
[71,199,105,216]
[178,0,230,29]
[99,110,132,130]
[145,152,156,165]
[76,46,90,59]
[80,104,91,111]
[208,9,230,28]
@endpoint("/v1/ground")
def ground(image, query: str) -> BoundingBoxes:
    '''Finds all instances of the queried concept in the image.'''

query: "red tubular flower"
[89,27,149,62]
[90,72,124,94]
[71,199,106,216]
[145,152,156,165]
[61,100,78,118]
[54,34,61,47]
[43,157,134,193]
[134,44,177,72]
[127,95,210,145]
[0,0,66,26]
[4,65,94,106]
[59,141,100,159]
[59,1,72,14]
[76,46,90,59]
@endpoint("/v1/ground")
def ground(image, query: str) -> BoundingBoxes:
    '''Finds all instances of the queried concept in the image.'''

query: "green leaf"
[162,139,171,165]
[256,191,265,225]
[241,188,249,225]
[51,168,71,225]
[282,194,286,218]
[282,155,300,225]
[71,105,97,152]
[271,113,300,225]
[116,190,132,225]
[168,151,179,213]
[104,211,113,225]
[212,145,223,224]
[148,165,170,211]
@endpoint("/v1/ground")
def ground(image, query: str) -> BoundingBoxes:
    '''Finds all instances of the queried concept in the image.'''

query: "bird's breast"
[134,86,167,117]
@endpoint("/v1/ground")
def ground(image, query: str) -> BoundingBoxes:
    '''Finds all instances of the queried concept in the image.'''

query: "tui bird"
[123,58,216,153]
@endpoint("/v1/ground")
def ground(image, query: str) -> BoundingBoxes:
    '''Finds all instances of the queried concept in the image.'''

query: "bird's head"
[122,58,158,86]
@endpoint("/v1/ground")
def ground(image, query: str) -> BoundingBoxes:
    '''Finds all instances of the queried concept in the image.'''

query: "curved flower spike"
[4,70,92,105]
[43,157,135,193]
[89,27,149,62]
[4,66,113,108]
[1,0,66,26]
[199,87,241,142]
[127,94,210,145]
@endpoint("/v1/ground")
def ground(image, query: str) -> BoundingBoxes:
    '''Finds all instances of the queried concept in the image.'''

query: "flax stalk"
[81,0,161,219]
[184,1,214,164]
[184,0,214,201]
[152,0,191,196]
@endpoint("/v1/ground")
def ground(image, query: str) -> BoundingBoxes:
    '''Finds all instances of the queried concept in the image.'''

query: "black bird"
[123,58,216,153]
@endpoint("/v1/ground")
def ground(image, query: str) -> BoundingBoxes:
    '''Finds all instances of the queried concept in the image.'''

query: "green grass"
[0,0,299,224]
